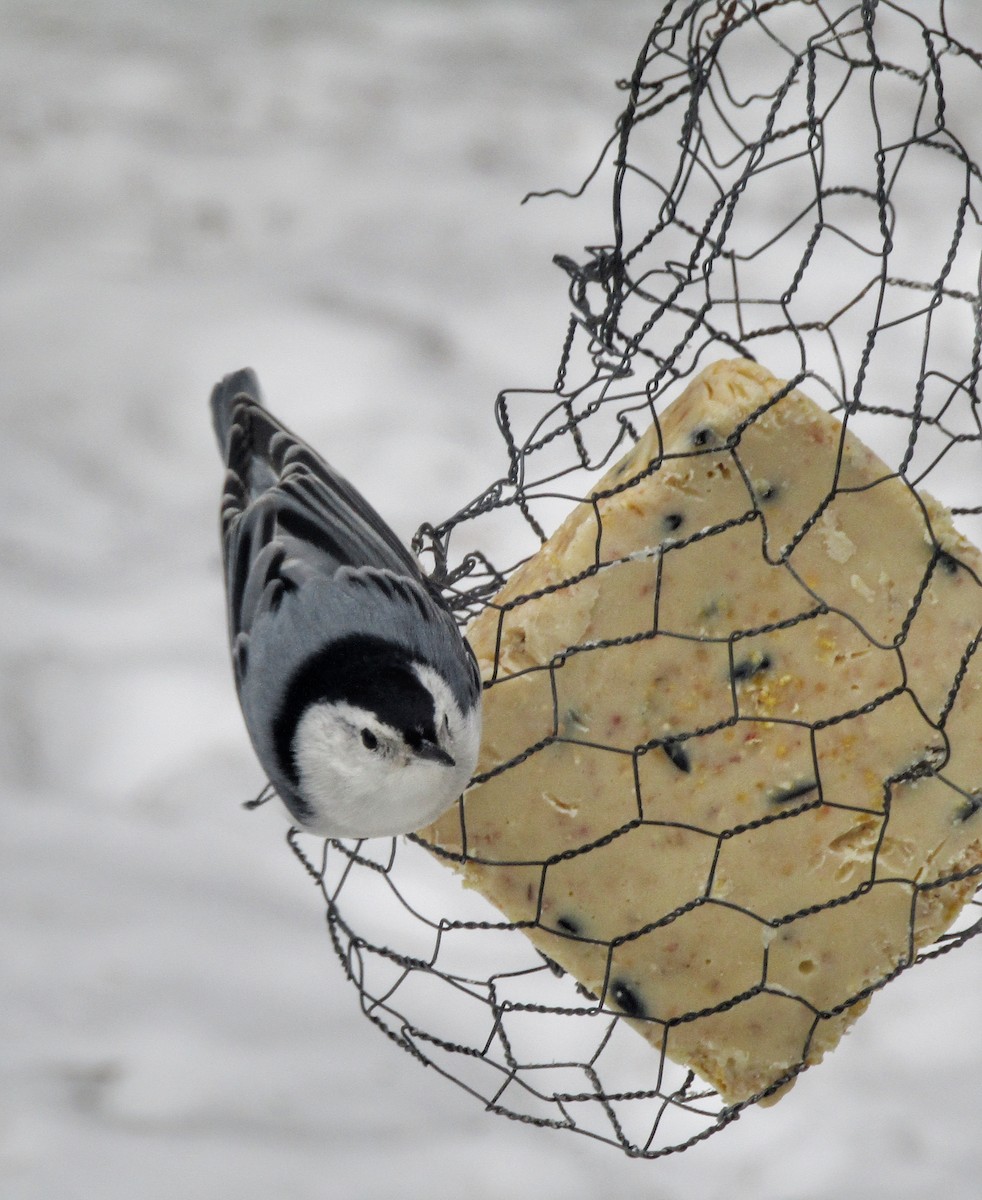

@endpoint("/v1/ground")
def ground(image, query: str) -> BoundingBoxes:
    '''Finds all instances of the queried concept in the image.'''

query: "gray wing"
[211,368,427,663]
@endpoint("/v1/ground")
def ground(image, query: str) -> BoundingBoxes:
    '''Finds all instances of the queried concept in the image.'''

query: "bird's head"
[276,639,480,838]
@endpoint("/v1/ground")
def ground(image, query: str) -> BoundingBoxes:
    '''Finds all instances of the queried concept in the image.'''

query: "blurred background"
[3,2,982,1197]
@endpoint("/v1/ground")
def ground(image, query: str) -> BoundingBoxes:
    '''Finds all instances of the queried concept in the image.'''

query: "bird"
[210,367,482,839]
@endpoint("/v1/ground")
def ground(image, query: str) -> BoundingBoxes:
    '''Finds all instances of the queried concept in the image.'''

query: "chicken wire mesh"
[284,0,982,1158]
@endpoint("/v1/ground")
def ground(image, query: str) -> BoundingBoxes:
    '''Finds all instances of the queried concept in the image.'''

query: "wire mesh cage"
[287,0,982,1157]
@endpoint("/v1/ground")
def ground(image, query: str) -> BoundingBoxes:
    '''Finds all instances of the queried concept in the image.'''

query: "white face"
[290,664,481,839]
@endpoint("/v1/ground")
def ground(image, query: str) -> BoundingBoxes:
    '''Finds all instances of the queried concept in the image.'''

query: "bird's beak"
[415,740,456,768]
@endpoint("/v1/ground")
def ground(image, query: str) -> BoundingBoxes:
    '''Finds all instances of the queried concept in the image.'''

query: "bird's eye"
[361,728,379,751]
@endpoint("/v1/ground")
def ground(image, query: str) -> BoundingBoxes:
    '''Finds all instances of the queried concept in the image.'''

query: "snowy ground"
[3,2,982,1197]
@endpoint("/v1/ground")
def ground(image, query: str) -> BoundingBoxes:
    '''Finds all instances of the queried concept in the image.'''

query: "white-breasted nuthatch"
[211,368,482,839]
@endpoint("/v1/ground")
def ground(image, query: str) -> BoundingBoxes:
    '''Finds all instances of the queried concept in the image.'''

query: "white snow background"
[3,2,982,1197]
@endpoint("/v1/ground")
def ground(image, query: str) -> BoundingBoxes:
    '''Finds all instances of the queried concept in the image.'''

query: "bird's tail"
[210,367,264,457]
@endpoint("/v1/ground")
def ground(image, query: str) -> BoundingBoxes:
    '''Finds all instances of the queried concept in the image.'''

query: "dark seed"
[956,792,982,822]
[663,512,684,533]
[562,708,589,735]
[691,426,715,448]
[611,980,646,1019]
[732,652,772,682]
[557,915,581,935]
[757,481,780,502]
[938,550,960,576]
[663,740,692,773]
[771,780,819,806]
[897,746,944,783]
